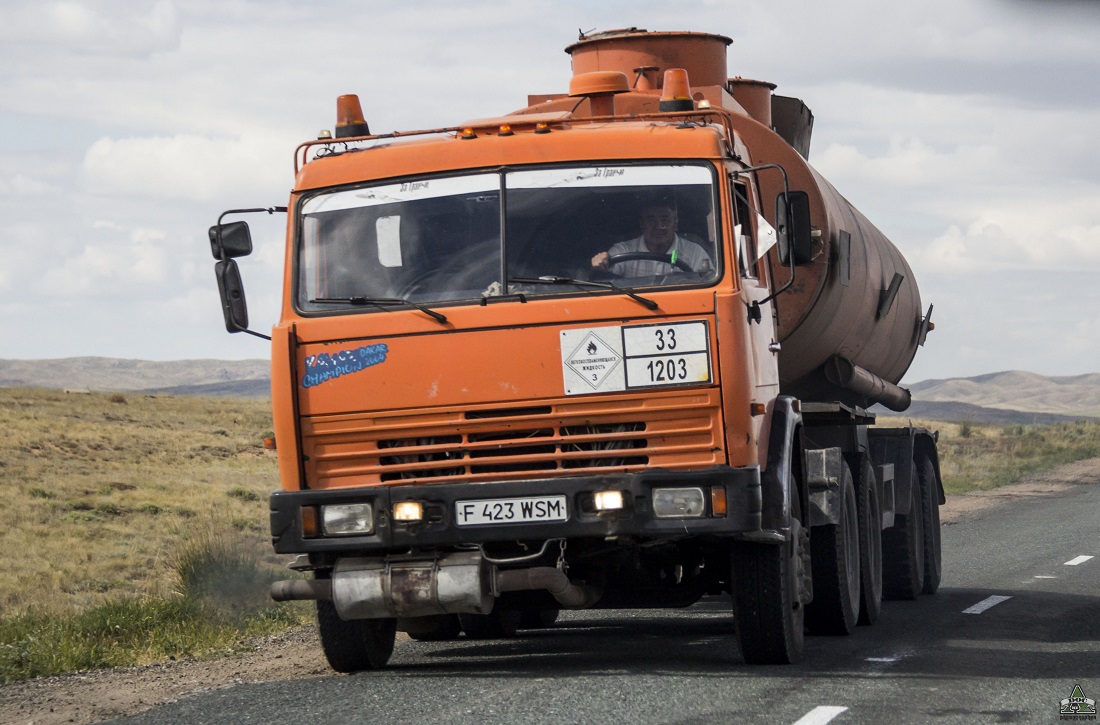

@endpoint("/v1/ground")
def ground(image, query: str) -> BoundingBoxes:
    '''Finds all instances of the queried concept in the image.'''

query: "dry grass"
[0,387,282,617]
[878,416,1100,495]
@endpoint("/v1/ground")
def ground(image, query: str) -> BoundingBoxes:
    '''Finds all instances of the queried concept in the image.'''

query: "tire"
[401,614,462,641]
[804,460,860,635]
[316,600,397,673]
[518,607,560,629]
[458,608,522,639]
[731,518,807,664]
[882,462,925,601]
[854,455,883,625]
[916,453,942,595]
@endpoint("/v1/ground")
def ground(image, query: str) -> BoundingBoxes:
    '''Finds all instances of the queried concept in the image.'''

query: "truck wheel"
[458,608,522,639]
[855,455,883,625]
[519,607,560,629]
[316,600,397,672]
[882,463,925,600]
[805,460,860,635]
[916,454,942,595]
[400,614,462,641]
[731,519,807,664]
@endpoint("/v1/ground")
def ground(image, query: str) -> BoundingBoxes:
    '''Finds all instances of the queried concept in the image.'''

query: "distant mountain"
[907,370,1100,419]
[0,357,269,397]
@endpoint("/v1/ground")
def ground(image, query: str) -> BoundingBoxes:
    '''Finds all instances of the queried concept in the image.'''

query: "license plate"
[455,495,568,527]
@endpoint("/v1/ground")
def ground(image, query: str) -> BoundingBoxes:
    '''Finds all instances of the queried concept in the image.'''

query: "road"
[100,479,1097,724]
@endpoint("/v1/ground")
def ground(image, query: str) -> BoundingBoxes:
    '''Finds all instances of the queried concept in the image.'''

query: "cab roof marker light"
[461,127,477,140]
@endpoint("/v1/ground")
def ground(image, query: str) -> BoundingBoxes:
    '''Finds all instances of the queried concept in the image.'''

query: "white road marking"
[963,595,1012,614]
[1034,575,1058,579]
[1065,555,1094,566]
[792,706,848,725]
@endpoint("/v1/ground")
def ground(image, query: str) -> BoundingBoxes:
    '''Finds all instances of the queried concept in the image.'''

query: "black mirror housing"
[209,221,253,260]
[215,259,249,333]
[776,190,814,266]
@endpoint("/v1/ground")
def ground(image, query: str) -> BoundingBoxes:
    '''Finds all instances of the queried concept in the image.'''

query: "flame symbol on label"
[587,341,597,355]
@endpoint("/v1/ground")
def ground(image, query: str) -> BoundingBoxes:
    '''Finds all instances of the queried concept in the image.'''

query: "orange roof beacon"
[209,28,942,670]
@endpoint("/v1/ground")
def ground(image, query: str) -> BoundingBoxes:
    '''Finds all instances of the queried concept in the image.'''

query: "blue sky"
[1,0,1098,383]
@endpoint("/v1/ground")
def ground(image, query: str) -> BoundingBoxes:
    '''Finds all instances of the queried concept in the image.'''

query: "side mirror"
[776,190,813,266]
[215,259,249,333]
[209,221,253,260]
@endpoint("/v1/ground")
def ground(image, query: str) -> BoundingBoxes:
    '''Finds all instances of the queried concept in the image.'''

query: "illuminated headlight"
[321,503,374,536]
[393,501,423,522]
[652,487,706,518]
[593,490,624,512]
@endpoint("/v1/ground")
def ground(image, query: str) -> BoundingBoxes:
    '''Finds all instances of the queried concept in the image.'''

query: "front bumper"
[270,466,762,554]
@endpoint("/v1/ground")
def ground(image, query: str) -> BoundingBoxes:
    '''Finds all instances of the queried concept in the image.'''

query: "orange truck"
[209,28,943,669]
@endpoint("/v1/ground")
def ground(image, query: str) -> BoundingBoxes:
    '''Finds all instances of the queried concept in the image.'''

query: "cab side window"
[732,183,758,279]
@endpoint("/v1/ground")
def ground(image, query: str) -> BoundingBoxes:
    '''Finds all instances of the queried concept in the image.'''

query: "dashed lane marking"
[963,594,1012,614]
[792,706,849,725]
[1065,555,1094,566]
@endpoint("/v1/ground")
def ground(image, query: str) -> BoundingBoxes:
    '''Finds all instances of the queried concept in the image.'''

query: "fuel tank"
[551,29,926,410]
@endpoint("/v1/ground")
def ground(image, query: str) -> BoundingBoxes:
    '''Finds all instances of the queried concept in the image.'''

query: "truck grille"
[301,391,721,489]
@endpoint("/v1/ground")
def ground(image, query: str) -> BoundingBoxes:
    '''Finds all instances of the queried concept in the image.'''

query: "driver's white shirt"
[606,234,713,277]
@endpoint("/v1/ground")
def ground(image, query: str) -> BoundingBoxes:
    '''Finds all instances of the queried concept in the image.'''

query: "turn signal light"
[710,486,728,517]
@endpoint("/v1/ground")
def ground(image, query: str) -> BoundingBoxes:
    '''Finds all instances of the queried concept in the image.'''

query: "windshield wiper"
[509,276,658,310]
[310,296,448,324]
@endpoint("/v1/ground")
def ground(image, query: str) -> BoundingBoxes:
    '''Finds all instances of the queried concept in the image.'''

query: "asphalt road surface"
[109,481,1099,725]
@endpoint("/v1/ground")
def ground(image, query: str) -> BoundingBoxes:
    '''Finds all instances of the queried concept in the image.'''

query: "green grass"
[0,504,309,684]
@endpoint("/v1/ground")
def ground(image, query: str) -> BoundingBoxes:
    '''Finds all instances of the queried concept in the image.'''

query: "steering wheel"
[605,251,695,273]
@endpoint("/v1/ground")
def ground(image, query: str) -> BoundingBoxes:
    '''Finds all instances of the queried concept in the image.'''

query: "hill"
[907,370,1100,419]
[0,357,269,397]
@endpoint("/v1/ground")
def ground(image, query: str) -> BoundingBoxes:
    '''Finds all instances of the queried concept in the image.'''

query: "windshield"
[296,163,719,311]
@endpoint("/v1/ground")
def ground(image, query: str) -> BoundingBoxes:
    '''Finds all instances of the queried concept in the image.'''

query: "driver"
[590,196,713,277]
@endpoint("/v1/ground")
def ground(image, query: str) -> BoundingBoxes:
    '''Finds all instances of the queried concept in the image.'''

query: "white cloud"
[0,0,181,57]
[79,132,291,202]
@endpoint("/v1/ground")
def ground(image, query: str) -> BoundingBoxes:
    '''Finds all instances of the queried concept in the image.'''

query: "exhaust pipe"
[824,355,911,412]
[269,556,602,615]
[271,578,332,602]
[496,567,602,608]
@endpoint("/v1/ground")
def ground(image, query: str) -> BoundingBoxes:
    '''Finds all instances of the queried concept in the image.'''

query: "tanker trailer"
[210,27,943,669]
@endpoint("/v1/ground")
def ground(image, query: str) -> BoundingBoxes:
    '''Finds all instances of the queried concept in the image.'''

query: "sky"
[1,0,1098,383]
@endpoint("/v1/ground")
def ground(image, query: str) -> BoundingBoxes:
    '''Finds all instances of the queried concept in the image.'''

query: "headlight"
[652,487,706,518]
[321,502,375,535]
